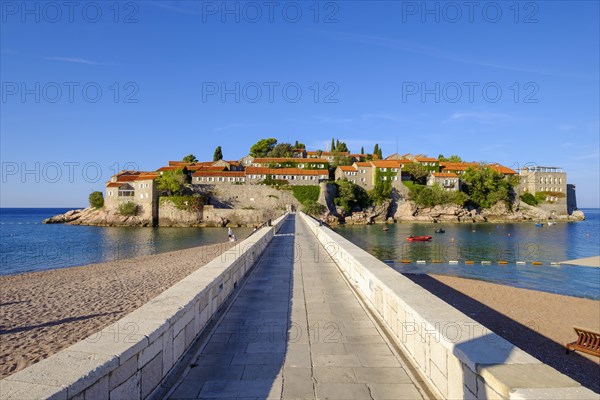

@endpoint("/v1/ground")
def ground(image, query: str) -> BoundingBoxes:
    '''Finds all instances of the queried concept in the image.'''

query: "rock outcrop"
[43,207,154,227]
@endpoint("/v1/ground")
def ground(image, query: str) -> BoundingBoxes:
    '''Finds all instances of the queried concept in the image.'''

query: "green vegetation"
[292,186,324,216]
[250,138,278,157]
[369,169,392,205]
[88,191,104,209]
[407,184,468,207]
[160,195,204,212]
[294,140,305,149]
[332,152,352,167]
[461,167,512,209]
[213,146,223,161]
[335,180,370,213]
[292,185,320,204]
[182,154,198,163]
[118,202,138,216]
[403,162,429,184]
[360,146,364,154]
[520,192,538,206]
[373,144,383,159]
[302,200,325,217]
[156,169,186,196]
[438,154,462,162]
[261,176,289,186]
[270,143,294,158]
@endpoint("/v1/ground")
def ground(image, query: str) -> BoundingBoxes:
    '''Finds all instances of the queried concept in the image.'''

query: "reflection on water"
[0,208,252,275]
[335,209,600,300]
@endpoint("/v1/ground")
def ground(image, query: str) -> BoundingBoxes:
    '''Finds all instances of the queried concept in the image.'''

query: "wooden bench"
[566,326,600,357]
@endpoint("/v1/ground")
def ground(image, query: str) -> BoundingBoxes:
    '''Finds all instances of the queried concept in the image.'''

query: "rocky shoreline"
[44,198,585,228]
[320,199,585,226]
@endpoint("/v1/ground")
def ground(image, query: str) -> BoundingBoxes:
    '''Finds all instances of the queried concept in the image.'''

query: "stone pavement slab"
[167,215,425,399]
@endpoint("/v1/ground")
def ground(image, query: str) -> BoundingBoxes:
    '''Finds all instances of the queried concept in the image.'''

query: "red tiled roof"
[338,166,358,172]
[192,171,245,177]
[489,164,517,175]
[253,158,329,163]
[106,182,124,187]
[245,167,328,176]
[415,156,438,162]
[354,162,372,167]
[432,172,458,178]
[114,171,159,182]
[370,161,403,168]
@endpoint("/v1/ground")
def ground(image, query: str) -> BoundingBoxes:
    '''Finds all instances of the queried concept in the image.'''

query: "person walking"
[227,227,233,241]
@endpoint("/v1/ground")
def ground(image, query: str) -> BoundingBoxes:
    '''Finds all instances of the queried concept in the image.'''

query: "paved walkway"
[167,215,426,399]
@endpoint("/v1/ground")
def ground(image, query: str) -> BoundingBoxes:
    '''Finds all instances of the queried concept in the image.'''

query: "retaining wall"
[299,212,597,400]
[0,214,289,400]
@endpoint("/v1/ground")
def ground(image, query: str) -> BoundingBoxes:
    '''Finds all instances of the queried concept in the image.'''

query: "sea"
[0,208,251,276]
[335,208,600,300]
[1,208,599,300]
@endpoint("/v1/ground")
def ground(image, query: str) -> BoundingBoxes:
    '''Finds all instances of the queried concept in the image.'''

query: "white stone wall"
[299,212,597,400]
[0,214,290,400]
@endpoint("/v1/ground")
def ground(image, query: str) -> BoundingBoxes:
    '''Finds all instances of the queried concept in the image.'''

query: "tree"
[213,146,223,161]
[182,154,197,163]
[270,143,294,158]
[369,169,392,205]
[373,144,382,159]
[316,149,323,157]
[250,138,277,157]
[331,138,336,151]
[448,154,462,162]
[89,191,104,208]
[156,169,186,196]
[361,146,364,155]
[332,153,352,167]
[335,180,371,213]
[461,166,512,209]
[403,162,429,184]
[336,141,349,153]
[294,140,305,149]
[438,154,448,161]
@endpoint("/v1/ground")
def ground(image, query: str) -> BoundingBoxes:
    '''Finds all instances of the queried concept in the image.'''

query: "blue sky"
[1,1,598,207]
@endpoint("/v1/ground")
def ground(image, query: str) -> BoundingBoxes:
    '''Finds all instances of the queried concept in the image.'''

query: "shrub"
[520,192,538,206]
[408,184,468,207]
[302,200,325,216]
[118,202,138,216]
[461,167,512,209]
[335,180,371,213]
[160,195,204,212]
[369,170,392,205]
[89,191,104,208]
[292,185,320,204]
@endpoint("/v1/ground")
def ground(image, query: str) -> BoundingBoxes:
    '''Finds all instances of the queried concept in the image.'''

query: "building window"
[108,190,112,196]
[380,168,387,172]
[391,168,398,172]
[140,194,144,199]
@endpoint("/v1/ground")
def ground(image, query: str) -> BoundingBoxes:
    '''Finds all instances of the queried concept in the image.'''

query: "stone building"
[427,172,461,191]
[105,171,159,225]
[517,166,567,195]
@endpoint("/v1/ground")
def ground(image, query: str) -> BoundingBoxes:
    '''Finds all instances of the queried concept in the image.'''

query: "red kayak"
[406,236,432,242]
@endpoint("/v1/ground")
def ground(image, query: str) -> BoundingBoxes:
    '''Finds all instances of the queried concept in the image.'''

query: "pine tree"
[331,138,336,151]
[213,146,223,161]
[373,144,379,158]
[361,146,364,154]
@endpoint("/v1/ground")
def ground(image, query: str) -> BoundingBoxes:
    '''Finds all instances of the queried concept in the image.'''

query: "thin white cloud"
[442,112,512,124]
[44,56,104,65]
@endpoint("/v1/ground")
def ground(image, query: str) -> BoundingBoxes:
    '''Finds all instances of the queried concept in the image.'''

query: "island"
[45,138,585,227]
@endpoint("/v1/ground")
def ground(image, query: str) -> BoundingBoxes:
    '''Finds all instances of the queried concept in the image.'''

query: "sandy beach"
[0,241,235,379]
[2,249,599,393]
[406,274,600,393]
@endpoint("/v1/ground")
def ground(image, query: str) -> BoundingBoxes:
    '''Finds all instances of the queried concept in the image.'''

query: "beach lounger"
[565,326,600,357]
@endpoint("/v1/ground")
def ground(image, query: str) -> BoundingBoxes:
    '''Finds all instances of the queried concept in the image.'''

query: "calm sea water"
[0,208,251,276]
[335,209,600,300]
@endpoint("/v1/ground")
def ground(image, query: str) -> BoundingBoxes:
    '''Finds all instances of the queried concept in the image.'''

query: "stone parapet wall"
[0,214,289,400]
[299,212,597,400]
